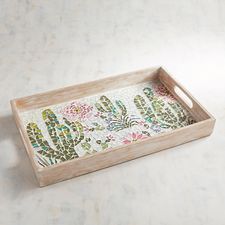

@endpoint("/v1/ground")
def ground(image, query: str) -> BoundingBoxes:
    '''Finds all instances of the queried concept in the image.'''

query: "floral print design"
[96,134,116,150]
[83,123,105,132]
[152,83,175,101]
[60,101,93,121]
[23,81,196,167]
[122,132,149,144]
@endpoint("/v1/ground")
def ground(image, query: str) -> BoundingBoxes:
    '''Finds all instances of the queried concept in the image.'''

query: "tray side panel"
[10,100,40,184]
[38,119,215,186]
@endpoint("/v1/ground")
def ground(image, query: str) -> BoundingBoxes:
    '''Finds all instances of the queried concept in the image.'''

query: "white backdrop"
[0,1,225,224]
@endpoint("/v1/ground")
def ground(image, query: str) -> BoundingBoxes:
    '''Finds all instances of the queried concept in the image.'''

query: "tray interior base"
[20,78,196,168]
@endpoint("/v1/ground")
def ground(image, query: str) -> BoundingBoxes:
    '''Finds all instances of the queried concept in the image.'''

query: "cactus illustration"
[95,95,138,131]
[26,109,84,167]
[134,87,195,129]
[134,95,156,123]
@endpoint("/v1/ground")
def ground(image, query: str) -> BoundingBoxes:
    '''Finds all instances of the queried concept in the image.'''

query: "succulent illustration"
[95,95,138,131]
[134,87,195,129]
[26,109,84,167]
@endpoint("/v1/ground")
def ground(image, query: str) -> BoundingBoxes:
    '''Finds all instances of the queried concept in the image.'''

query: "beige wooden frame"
[11,67,215,187]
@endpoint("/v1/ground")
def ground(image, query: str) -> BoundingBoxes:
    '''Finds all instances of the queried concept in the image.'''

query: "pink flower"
[60,102,93,121]
[122,132,149,145]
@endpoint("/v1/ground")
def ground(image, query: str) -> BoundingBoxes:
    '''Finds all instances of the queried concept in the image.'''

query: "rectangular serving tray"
[11,67,215,187]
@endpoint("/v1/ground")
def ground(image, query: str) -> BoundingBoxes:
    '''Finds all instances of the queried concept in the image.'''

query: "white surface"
[0,1,225,224]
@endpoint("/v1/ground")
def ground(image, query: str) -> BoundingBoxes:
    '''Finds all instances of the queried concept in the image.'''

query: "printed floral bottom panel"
[21,80,196,168]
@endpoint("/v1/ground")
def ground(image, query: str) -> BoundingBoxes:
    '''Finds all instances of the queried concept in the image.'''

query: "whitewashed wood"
[10,67,215,187]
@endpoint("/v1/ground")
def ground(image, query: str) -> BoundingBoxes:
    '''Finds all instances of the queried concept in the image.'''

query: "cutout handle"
[174,86,193,108]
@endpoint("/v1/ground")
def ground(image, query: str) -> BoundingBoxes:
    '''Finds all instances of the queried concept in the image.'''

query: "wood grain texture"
[10,67,215,187]
[13,67,159,112]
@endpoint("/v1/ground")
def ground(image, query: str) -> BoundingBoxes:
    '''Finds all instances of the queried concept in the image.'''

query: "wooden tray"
[11,67,215,187]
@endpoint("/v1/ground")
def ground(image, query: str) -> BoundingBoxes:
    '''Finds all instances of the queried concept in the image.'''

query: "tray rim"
[10,66,216,186]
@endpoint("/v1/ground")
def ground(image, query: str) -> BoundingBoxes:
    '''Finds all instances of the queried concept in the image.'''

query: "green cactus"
[95,95,138,131]
[26,109,84,167]
[134,95,156,123]
[134,87,195,129]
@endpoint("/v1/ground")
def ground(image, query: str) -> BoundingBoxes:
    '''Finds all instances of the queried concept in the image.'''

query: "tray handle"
[174,85,193,108]
[158,67,213,121]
